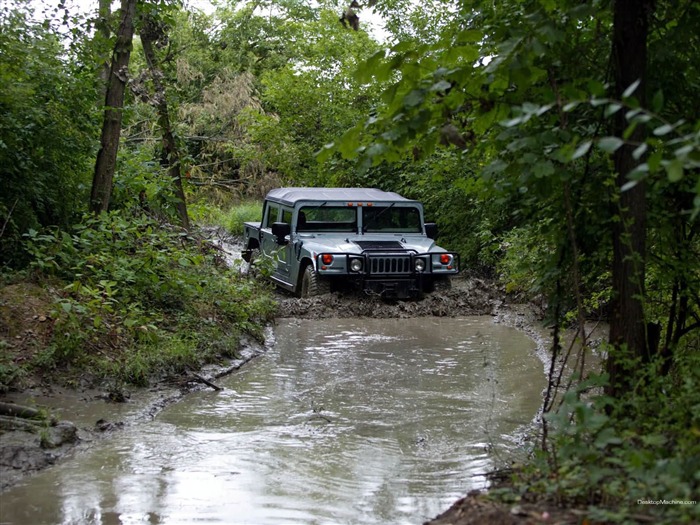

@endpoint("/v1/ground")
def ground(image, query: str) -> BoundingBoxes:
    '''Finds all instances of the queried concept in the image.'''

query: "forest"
[0,0,699,522]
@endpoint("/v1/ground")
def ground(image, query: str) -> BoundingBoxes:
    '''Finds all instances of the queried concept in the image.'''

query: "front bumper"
[314,251,459,298]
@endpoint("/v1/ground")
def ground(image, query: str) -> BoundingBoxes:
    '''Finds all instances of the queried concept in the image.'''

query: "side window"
[281,208,293,225]
[264,205,280,228]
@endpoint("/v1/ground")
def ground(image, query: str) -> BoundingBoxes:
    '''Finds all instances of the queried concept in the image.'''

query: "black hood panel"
[354,240,404,251]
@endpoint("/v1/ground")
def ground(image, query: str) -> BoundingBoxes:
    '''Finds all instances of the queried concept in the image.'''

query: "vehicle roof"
[265,187,416,206]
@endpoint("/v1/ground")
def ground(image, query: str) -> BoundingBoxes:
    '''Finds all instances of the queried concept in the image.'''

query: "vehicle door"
[260,203,280,263]
[274,207,293,280]
[260,203,293,283]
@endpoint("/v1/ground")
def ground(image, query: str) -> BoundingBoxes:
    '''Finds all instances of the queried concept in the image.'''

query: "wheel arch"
[295,257,315,295]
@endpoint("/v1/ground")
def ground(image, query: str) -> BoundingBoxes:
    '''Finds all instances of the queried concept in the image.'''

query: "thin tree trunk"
[607,0,653,396]
[90,0,137,214]
[97,0,111,100]
[140,21,190,230]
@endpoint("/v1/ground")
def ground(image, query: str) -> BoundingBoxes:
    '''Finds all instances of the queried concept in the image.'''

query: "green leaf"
[316,142,335,163]
[456,29,483,42]
[632,143,647,160]
[653,123,674,136]
[594,427,623,448]
[651,90,664,112]
[533,160,555,178]
[604,103,622,117]
[571,140,592,160]
[366,142,386,160]
[430,80,452,92]
[648,150,664,171]
[597,136,624,153]
[403,89,424,107]
[623,121,639,140]
[621,180,639,192]
[622,78,641,98]
[445,45,481,63]
[501,115,524,127]
[338,126,361,158]
[665,159,684,182]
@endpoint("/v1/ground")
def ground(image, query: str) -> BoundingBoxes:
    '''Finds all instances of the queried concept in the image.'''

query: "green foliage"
[17,210,276,386]
[512,362,700,523]
[0,2,98,265]
[221,201,263,236]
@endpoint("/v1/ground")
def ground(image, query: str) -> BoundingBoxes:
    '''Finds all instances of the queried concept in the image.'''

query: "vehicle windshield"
[363,206,422,233]
[297,206,357,232]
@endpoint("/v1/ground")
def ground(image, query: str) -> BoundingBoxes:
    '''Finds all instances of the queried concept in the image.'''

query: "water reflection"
[0,317,545,525]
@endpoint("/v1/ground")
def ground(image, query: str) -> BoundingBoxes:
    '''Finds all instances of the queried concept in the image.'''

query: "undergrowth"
[190,200,262,235]
[500,351,700,524]
[1,210,276,389]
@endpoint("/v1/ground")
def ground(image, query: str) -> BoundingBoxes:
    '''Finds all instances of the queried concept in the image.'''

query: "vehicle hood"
[298,234,441,254]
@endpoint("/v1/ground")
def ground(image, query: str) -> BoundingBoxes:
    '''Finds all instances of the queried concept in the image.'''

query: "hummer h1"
[242,188,459,299]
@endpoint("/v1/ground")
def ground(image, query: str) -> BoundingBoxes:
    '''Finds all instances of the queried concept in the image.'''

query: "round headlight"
[414,258,426,272]
[350,258,363,272]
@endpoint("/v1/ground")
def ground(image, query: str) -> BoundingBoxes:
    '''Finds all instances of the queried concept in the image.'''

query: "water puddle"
[1,317,546,525]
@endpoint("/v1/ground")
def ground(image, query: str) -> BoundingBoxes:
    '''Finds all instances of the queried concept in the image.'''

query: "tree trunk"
[90,0,137,214]
[97,0,112,100]
[140,21,190,230]
[607,0,653,396]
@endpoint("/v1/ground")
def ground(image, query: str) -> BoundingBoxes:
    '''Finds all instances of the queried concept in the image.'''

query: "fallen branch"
[190,372,224,391]
[0,402,54,423]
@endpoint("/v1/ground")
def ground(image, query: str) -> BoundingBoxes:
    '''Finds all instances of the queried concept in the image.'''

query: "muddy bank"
[0,336,270,492]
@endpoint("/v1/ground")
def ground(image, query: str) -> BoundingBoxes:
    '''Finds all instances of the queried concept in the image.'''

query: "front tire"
[300,265,330,298]
[242,247,260,276]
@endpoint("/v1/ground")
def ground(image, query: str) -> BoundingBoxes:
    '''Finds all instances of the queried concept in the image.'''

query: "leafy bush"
[512,358,700,524]
[0,5,98,266]
[16,210,276,386]
[188,201,262,236]
[220,201,263,235]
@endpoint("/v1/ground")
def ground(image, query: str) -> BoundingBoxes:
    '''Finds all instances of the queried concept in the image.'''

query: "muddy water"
[1,317,545,525]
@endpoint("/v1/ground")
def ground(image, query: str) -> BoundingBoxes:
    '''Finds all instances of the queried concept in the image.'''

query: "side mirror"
[271,222,291,244]
[424,222,438,240]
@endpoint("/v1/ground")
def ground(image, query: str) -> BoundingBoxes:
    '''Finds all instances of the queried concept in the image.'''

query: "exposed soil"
[274,274,504,319]
[0,275,597,524]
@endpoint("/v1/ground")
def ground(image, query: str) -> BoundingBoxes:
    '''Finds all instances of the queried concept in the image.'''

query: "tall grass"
[190,201,262,236]
[221,201,263,235]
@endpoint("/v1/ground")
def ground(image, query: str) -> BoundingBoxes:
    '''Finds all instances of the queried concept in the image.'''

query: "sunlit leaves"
[622,78,641,99]
[597,137,624,153]
[572,140,592,160]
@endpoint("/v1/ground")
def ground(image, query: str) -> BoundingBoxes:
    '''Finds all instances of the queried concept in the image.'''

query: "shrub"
[13,210,276,387]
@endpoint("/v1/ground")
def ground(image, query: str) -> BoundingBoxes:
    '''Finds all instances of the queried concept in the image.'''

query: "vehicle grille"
[369,255,412,274]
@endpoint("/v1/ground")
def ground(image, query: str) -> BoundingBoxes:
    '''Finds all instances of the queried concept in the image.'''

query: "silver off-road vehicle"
[242,188,459,299]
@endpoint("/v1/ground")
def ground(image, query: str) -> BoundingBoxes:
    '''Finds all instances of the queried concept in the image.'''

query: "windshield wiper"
[362,203,395,233]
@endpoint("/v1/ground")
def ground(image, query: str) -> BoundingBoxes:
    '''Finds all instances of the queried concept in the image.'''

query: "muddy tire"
[242,248,260,277]
[300,265,330,298]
